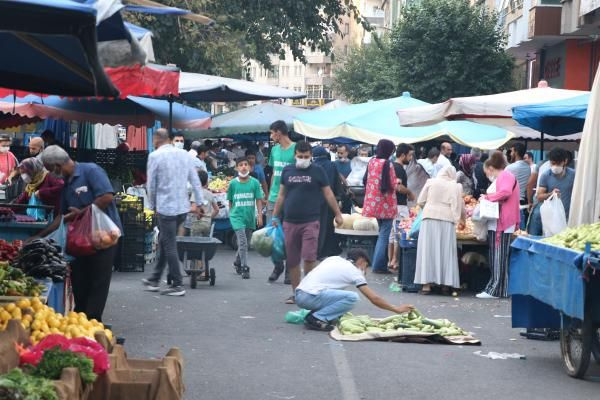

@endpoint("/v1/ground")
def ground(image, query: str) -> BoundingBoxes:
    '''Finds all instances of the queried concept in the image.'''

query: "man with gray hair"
[188,140,206,172]
[470,147,482,160]
[142,128,204,296]
[36,145,122,322]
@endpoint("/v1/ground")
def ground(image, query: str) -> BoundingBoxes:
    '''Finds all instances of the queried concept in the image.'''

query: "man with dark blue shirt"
[36,146,122,322]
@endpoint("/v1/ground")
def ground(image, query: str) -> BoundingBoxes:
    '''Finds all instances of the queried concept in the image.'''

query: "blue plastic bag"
[268,224,286,263]
[408,210,423,239]
[26,194,46,221]
[45,216,74,262]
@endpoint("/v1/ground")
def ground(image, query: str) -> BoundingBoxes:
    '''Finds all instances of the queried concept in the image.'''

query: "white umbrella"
[568,65,600,226]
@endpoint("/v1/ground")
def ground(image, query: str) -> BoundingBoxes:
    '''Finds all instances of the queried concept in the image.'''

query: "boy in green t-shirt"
[227,157,264,279]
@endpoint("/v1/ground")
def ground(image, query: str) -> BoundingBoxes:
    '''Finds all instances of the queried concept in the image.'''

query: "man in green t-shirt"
[227,157,264,279]
[267,120,296,283]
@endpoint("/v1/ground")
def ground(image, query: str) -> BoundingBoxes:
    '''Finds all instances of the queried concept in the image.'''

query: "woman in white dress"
[414,166,466,294]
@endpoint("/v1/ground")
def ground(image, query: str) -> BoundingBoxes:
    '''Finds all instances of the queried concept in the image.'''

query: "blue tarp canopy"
[512,94,589,135]
[124,21,153,39]
[0,0,122,96]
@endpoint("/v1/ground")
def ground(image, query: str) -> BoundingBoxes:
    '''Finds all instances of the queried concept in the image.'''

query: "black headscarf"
[312,146,339,193]
[375,139,396,193]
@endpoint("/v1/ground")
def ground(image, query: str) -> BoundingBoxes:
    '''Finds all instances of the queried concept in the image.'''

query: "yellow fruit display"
[0,297,112,344]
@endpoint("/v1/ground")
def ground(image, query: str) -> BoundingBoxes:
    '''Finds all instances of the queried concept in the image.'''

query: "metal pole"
[168,95,174,136]
[540,131,544,155]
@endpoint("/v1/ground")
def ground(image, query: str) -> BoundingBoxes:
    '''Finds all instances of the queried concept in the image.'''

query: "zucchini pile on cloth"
[331,309,481,345]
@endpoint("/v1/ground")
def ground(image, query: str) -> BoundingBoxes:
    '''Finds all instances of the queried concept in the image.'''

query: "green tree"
[332,37,399,103]
[389,0,514,103]
[124,0,367,77]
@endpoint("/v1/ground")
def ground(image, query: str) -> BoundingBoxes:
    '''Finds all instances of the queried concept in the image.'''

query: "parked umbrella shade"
[512,94,589,136]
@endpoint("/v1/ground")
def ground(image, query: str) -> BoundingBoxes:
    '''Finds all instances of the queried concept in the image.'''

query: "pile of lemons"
[0,297,112,344]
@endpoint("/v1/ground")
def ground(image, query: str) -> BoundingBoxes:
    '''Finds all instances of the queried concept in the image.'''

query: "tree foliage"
[124,0,367,77]
[333,0,514,103]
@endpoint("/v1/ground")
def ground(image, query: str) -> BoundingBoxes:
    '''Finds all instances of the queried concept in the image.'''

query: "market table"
[335,228,378,261]
[0,221,49,241]
[509,236,600,378]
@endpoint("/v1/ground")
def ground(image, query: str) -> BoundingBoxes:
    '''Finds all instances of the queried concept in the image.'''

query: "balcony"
[364,8,385,26]
[528,5,562,38]
[306,53,332,64]
[304,75,333,86]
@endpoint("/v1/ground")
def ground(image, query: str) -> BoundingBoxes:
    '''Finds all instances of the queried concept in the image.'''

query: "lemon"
[4,303,16,313]
[11,308,22,319]
[0,310,11,321]
[17,299,30,309]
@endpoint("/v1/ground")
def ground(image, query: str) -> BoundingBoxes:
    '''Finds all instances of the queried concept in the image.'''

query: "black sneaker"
[304,313,334,332]
[268,266,284,282]
[142,278,160,292]
[160,286,186,296]
[283,268,291,285]
[234,260,242,275]
[241,267,250,279]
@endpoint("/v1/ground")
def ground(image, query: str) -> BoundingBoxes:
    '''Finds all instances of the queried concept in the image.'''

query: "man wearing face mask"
[272,141,344,304]
[266,120,296,283]
[334,144,352,178]
[172,133,185,150]
[28,137,45,159]
[0,134,18,185]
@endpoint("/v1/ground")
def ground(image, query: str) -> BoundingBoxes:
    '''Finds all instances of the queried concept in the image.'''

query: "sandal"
[419,289,432,295]
[285,295,295,304]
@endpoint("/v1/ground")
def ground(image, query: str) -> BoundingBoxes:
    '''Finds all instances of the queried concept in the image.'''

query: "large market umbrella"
[569,69,600,226]
[512,94,589,136]
[294,92,515,149]
[0,0,121,97]
[188,103,307,139]
[0,94,211,129]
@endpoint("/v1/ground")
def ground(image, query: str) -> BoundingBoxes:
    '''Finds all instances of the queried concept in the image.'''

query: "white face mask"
[21,173,32,184]
[551,165,564,175]
[296,158,311,169]
[487,174,496,182]
[238,171,250,178]
[174,142,184,149]
[0,146,9,154]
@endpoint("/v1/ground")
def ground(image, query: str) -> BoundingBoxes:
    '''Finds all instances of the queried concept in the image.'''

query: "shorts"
[389,205,410,244]
[283,220,320,267]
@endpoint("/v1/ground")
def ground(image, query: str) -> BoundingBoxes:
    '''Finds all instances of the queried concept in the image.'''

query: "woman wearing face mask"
[476,151,520,299]
[362,139,398,274]
[14,158,64,218]
[0,134,18,185]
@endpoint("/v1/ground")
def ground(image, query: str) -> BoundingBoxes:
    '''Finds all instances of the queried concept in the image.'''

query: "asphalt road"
[104,247,600,400]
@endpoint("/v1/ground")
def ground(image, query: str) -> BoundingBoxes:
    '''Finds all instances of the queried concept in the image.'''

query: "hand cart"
[175,234,221,289]
[509,237,600,379]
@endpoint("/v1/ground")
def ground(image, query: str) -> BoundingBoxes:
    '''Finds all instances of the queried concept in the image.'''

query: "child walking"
[227,157,264,279]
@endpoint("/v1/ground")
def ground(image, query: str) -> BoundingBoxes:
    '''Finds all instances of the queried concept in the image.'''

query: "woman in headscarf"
[456,154,476,196]
[14,158,64,218]
[362,139,398,273]
[312,146,342,259]
[414,166,465,294]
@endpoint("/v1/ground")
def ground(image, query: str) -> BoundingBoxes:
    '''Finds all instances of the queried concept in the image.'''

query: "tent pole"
[168,95,174,135]
[540,131,544,155]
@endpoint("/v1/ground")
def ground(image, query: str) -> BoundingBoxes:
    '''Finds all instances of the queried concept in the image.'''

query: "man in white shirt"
[436,142,453,169]
[295,249,414,331]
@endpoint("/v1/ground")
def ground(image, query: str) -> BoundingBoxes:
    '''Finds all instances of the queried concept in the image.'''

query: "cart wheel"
[190,272,198,289]
[229,232,238,250]
[209,268,216,286]
[560,312,593,378]
[592,328,600,365]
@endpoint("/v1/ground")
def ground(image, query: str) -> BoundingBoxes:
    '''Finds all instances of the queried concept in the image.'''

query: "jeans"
[150,213,187,286]
[372,219,393,272]
[527,203,543,236]
[71,245,117,322]
[234,228,253,267]
[295,289,359,322]
[266,201,285,272]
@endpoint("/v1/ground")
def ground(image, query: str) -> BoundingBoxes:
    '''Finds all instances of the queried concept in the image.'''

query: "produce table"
[335,229,378,261]
[0,221,49,241]
[509,236,600,378]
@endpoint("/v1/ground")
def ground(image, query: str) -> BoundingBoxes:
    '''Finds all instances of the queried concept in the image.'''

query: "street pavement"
[104,247,600,400]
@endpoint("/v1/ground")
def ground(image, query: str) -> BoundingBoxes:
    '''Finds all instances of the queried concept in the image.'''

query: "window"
[323,86,333,100]
[344,23,349,35]
[294,86,302,93]
[344,45,348,56]
[306,85,321,99]
[294,65,302,77]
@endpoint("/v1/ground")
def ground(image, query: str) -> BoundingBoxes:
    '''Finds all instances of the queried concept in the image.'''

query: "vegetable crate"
[398,240,421,293]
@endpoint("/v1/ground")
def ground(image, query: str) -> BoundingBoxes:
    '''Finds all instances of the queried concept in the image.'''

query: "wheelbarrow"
[175,235,221,289]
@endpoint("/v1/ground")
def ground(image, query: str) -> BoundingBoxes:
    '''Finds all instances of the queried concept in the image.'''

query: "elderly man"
[35,146,122,322]
[437,142,453,169]
[142,128,204,296]
[28,137,45,159]
[187,140,206,172]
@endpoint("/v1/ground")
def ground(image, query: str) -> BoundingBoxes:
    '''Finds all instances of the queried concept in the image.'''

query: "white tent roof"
[397,82,589,126]
[178,72,306,102]
[314,99,349,111]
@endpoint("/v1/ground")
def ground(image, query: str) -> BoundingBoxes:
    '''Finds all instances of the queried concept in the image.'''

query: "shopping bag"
[408,210,423,239]
[26,194,46,221]
[66,206,95,257]
[270,225,286,263]
[479,198,499,220]
[540,193,567,237]
[45,216,74,262]
[250,227,273,257]
[91,204,121,250]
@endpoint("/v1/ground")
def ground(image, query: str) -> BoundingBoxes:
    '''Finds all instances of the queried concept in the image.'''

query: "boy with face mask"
[227,157,264,279]
[272,141,344,304]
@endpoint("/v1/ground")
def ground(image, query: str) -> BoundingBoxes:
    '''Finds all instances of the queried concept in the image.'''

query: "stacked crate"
[116,196,154,272]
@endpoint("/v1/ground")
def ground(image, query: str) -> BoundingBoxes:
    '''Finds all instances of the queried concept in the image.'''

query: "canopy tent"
[397,82,589,126]
[294,92,515,149]
[188,103,306,139]
[512,94,589,136]
[178,72,305,103]
[314,99,349,111]
[0,94,210,130]
[123,0,215,25]
[0,0,121,97]
[569,70,600,226]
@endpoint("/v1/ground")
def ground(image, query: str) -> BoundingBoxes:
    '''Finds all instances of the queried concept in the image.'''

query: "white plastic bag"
[479,199,499,220]
[91,204,121,250]
[540,193,567,237]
